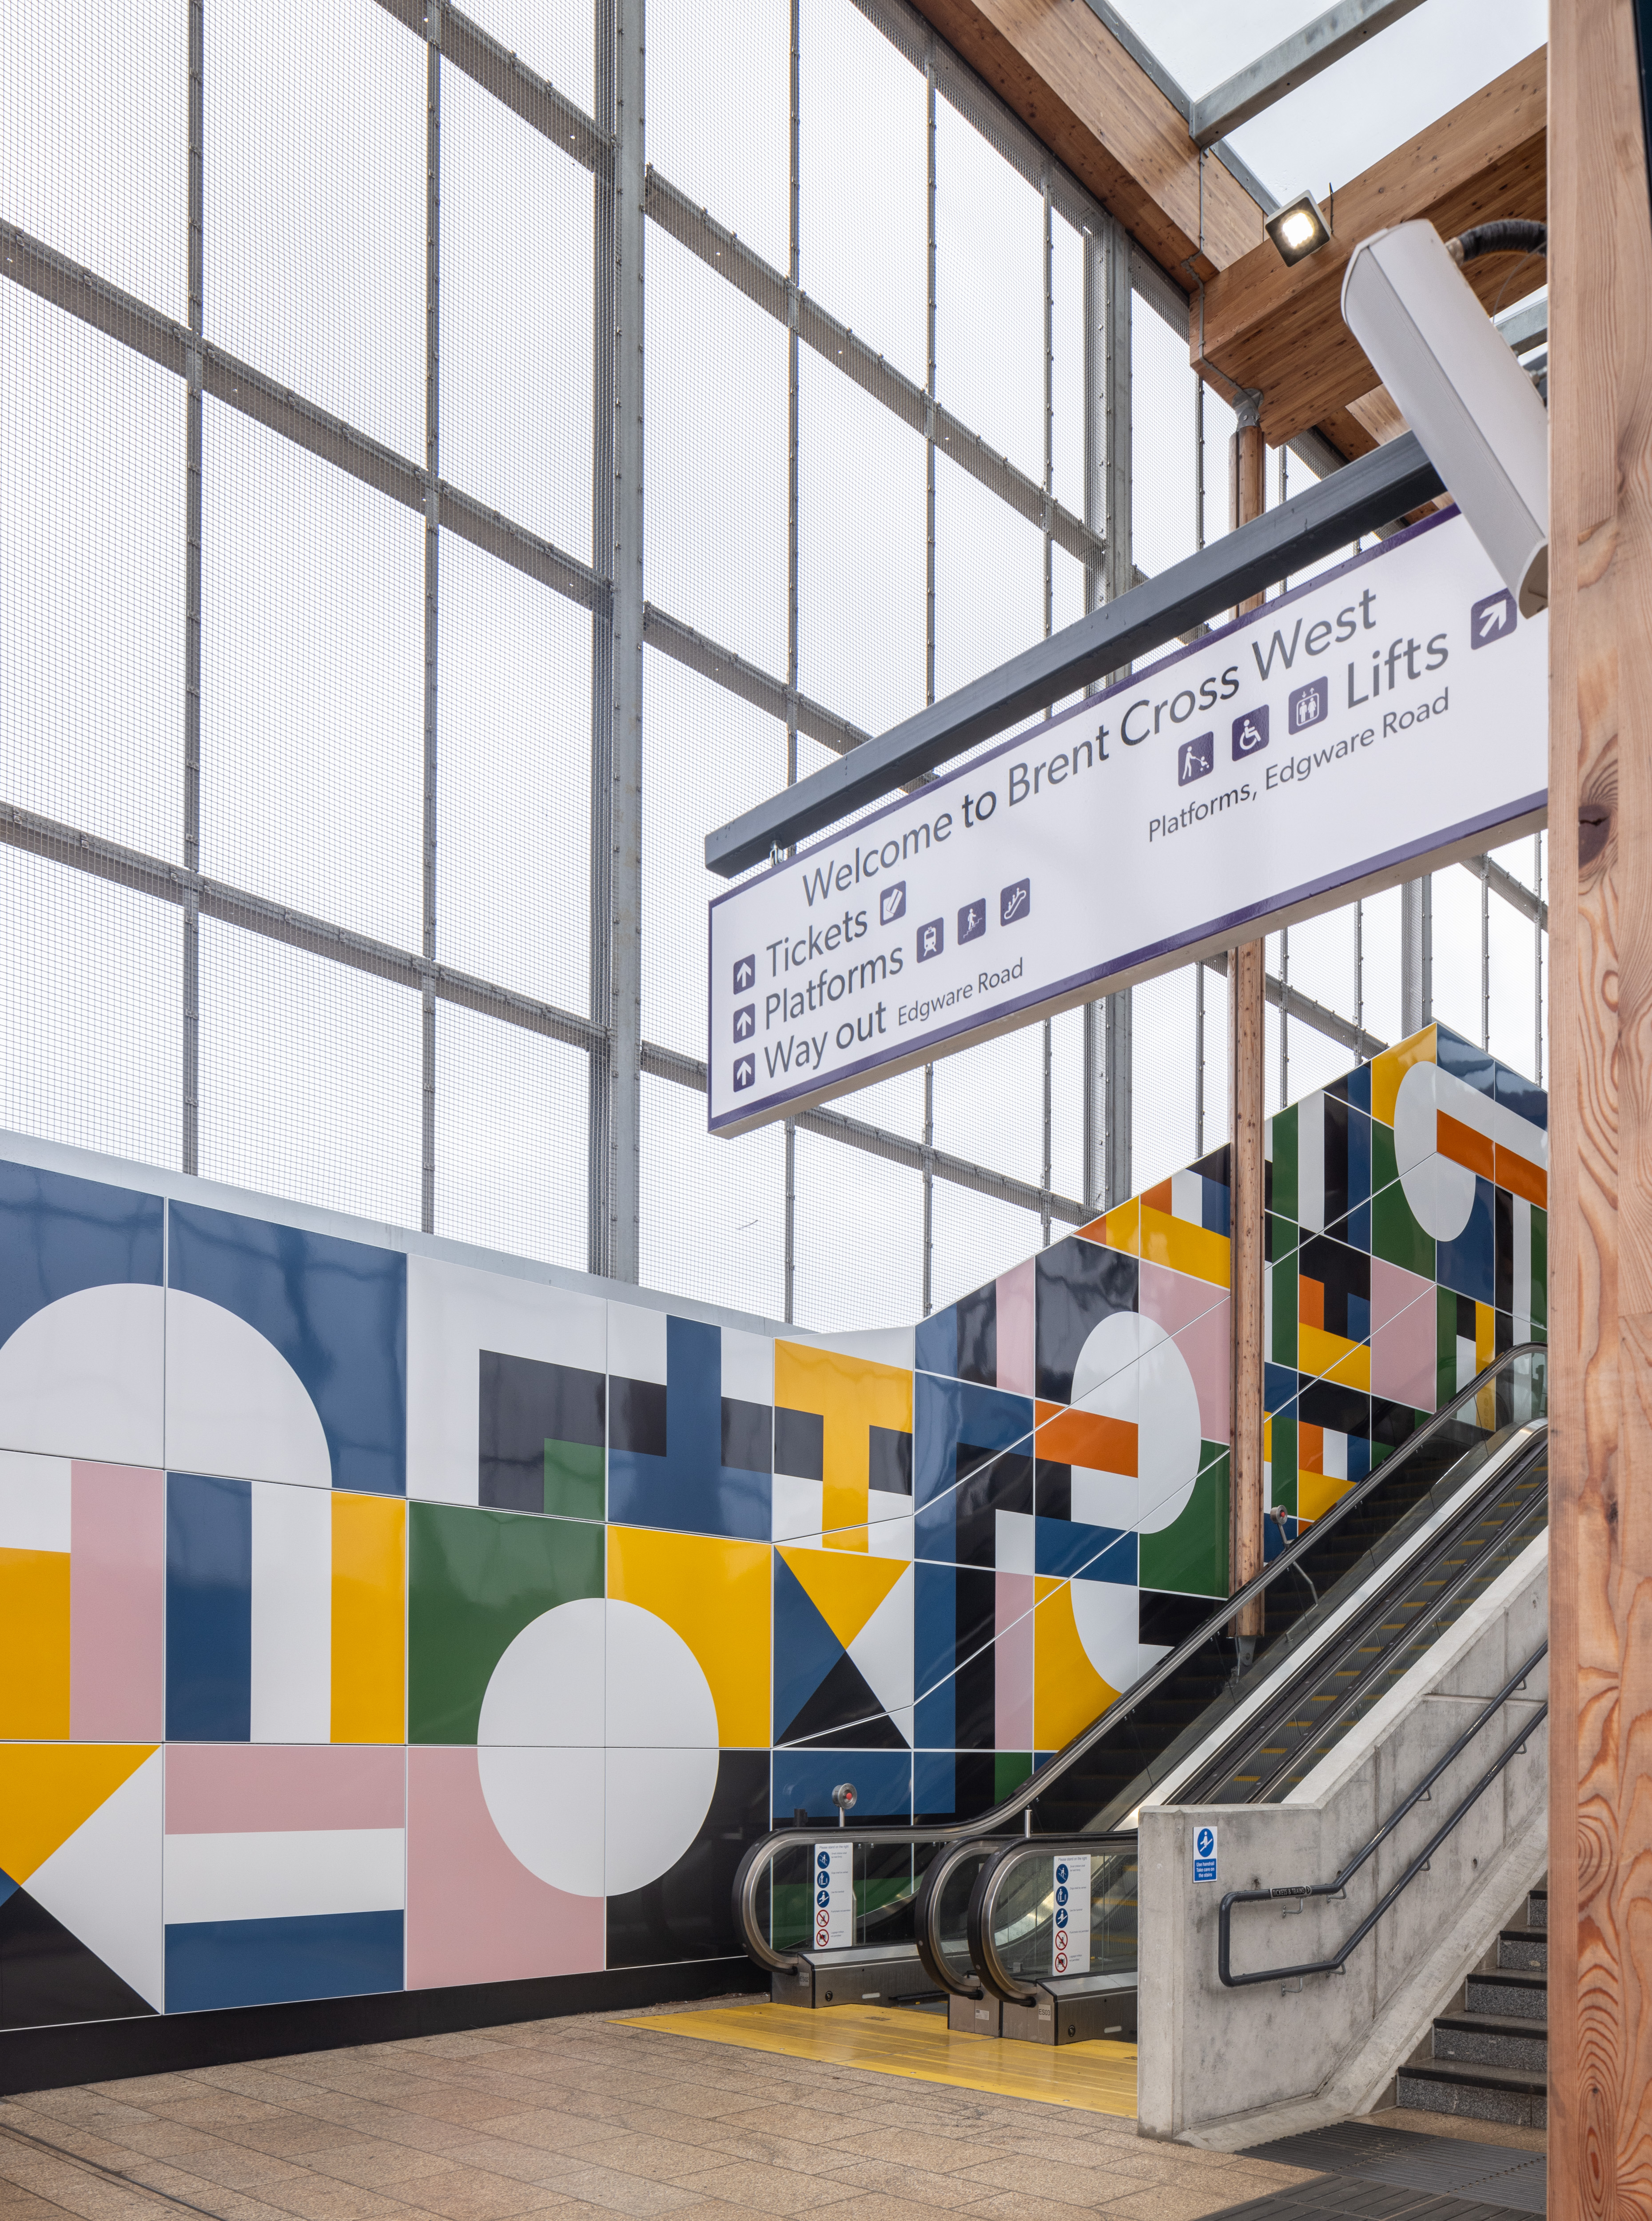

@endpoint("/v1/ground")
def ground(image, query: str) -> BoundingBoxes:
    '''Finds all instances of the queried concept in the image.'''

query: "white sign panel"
[1193,1824,1218,1884]
[1052,1853,1091,1976]
[707,510,1545,1135]
[813,1841,852,1950]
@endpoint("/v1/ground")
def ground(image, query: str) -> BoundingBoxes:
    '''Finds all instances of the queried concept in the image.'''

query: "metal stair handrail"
[1216,1638,1549,1988]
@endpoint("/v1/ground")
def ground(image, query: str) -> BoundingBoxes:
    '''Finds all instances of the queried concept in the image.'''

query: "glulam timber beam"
[1194,49,1547,447]
[908,0,1263,279]
[1548,0,1652,2199]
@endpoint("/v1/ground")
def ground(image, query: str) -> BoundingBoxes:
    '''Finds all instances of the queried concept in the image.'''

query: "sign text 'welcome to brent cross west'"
[707,509,1547,1137]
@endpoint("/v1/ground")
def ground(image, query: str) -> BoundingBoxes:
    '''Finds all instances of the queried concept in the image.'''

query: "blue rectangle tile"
[166,1471,251,1742]
[164,1911,404,2012]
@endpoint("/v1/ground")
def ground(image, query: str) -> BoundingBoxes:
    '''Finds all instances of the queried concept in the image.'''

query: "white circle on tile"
[477,1598,718,1897]
[1070,1310,1202,1535]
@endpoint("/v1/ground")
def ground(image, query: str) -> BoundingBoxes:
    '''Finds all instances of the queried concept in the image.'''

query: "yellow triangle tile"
[0,1743,157,1885]
[777,1546,907,1649]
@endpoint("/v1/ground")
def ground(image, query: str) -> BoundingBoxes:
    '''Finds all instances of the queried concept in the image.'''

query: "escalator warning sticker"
[1052,1855,1090,1977]
[1193,1825,1218,1883]
[813,1842,852,1949]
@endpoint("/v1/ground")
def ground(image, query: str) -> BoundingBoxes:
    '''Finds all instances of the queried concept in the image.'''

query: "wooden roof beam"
[908,0,1264,279]
[1193,48,1547,448]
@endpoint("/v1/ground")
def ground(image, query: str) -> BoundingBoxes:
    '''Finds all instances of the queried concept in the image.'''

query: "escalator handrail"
[967,1834,1138,2007]
[913,1836,1022,1998]
[732,1341,1545,1974]
[1182,1430,1550,1807]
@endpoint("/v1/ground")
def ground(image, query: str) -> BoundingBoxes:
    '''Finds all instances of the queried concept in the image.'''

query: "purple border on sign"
[707,505,1539,1132]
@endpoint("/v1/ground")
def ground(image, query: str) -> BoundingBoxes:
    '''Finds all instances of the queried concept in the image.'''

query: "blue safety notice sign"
[1193,1824,1218,1883]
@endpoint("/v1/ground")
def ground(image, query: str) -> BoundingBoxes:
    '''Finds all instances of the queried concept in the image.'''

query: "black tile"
[608,1375,667,1457]
[0,1890,157,2029]
[955,1282,997,1387]
[721,1397,772,1474]
[775,1405,824,1480]
[869,1424,913,1496]
[479,1350,605,1511]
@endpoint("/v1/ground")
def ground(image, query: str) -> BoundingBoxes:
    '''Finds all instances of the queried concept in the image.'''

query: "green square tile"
[1370,1121,1434,1279]
[545,1438,605,1521]
[995,1751,1033,1802]
[408,1502,604,1743]
[1270,1408,1297,1515]
[1270,1227,1299,1368]
[1141,1443,1228,1597]
[1531,1205,1547,1330]
[1437,1285,1459,1408]
[1271,1106,1299,1223]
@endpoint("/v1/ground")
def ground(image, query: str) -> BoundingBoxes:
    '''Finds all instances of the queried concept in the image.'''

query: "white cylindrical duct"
[1342,221,1549,615]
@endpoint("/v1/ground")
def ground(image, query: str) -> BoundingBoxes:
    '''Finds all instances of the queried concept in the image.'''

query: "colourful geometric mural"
[0,1019,1546,2034]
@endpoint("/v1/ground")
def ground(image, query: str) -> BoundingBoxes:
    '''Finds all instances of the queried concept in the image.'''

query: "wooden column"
[1230,406,1267,1629]
[1549,0,1652,2200]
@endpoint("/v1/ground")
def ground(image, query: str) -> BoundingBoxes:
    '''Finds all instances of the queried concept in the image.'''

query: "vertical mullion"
[589,0,643,1283]
[1194,964,1205,1158]
[921,31,936,1315]
[1355,898,1365,1057]
[1279,927,1289,1109]
[784,0,800,1323]
[1534,831,1544,1085]
[1041,165,1052,1247]
[183,0,203,1176]
[1481,854,1491,1051]
[421,4,442,1235]
[589,0,616,1275]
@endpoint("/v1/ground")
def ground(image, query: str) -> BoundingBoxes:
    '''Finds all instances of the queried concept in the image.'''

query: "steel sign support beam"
[704,430,1443,877]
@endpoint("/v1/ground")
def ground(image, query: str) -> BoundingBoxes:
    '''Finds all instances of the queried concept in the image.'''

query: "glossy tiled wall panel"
[0,1022,1545,2031]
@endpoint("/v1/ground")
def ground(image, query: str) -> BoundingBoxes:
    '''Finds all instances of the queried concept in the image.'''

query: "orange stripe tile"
[1299,1276,1324,1330]
[1437,1110,1495,1179]
[1298,1422,1323,1475]
[1142,1178,1174,1215]
[1496,1146,1547,1208]
[1036,1406,1138,1474]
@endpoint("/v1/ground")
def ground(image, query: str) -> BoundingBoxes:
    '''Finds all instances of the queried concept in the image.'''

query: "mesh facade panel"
[440,60,594,566]
[5,0,187,318]
[198,918,423,1227]
[0,847,182,1170]
[792,1125,924,1333]
[640,1070,787,1320]
[435,533,593,1012]
[645,224,788,677]
[1,289,183,863]
[206,0,425,458]
[434,999,589,1271]
[199,400,425,951]
[930,1182,1045,1310]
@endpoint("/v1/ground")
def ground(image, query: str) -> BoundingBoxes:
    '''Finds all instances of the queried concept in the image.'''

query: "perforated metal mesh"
[0,0,1547,1333]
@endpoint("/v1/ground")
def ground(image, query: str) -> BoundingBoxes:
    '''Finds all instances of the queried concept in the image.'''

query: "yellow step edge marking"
[616,2002,1138,2118]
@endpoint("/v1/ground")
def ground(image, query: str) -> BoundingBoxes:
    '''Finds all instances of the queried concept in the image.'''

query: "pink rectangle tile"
[994,1571,1035,1751]
[1139,1262,1230,1443]
[71,1463,165,1742]
[166,1742,406,1833]
[995,1259,1036,1396]
[1371,1258,1437,1409]
[406,1746,605,1988]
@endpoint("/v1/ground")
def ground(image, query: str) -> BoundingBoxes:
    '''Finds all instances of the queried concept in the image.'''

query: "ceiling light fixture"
[1266,191,1332,267]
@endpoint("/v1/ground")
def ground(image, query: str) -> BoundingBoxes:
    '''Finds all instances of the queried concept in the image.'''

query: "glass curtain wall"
[1,0,1547,1334]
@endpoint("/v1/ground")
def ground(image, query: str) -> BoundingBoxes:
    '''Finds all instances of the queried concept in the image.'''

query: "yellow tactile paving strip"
[619,2001,1139,2117]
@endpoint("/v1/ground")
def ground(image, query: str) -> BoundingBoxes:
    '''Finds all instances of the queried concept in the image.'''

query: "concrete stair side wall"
[1136,1533,1548,2148]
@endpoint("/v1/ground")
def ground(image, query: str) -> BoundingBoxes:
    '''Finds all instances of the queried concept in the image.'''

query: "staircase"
[1396,1881,1547,2129]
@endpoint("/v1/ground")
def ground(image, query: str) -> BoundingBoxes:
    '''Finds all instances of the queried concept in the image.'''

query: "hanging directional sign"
[707,508,1546,1137]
